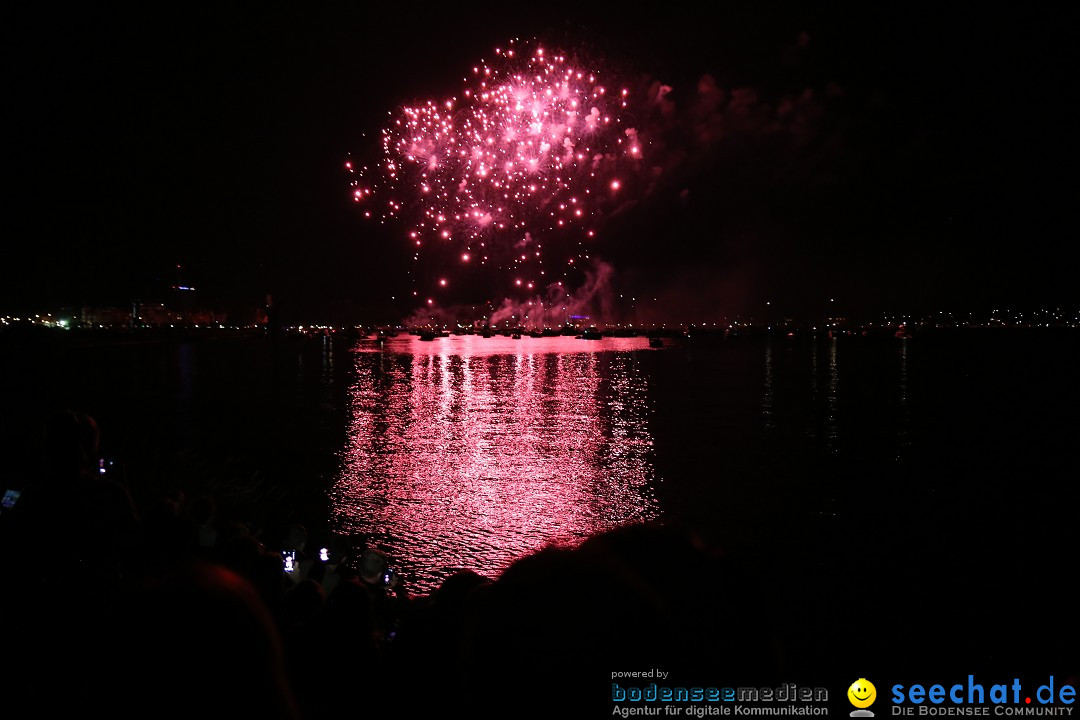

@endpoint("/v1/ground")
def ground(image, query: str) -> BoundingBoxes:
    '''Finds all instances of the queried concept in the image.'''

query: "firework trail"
[349,39,642,308]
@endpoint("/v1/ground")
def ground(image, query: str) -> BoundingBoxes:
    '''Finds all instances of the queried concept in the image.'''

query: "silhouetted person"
[287,576,380,718]
[218,530,264,579]
[141,489,195,569]
[459,522,780,715]
[188,494,218,553]
[387,570,492,714]
[106,561,300,720]
[280,522,316,585]
[1,409,141,711]
[11,409,141,581]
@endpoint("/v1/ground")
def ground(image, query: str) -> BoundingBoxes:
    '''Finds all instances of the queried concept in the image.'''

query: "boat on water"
[579,327,603,340]
[419,330,437,341]
[511,333,522,339]
[649,337,664,348]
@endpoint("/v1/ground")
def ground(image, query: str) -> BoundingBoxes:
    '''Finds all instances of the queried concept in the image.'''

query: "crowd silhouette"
[1,410,782,718]
[5,409,1078,718]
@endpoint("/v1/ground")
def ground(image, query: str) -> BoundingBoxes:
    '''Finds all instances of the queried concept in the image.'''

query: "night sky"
[2,3,1076,325]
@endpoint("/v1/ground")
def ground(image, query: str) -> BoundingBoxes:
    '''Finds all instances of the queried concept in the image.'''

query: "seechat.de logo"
[891,676,1076,716]
[850,679,878,718]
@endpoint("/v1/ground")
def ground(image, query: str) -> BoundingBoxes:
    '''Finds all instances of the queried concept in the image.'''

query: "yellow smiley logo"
[848,679,877,708]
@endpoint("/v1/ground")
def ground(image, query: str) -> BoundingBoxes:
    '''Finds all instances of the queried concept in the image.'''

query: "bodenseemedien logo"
[610,677,830,716]
[850,679,878,717]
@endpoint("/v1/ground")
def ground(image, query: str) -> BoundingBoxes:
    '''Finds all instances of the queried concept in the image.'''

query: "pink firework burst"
[349,39,642,298]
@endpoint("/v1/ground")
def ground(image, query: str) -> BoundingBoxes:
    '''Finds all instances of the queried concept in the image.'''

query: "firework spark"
[349,39,641,301]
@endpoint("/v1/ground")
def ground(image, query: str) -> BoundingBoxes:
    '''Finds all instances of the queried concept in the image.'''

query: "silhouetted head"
[322,576,375,637]
[217,532,263,580]
[282,524,307,552]
[283,578,325,627]
[253,550,289,609]
[358,548,389,585]
[460,540,664,717]
[434,570,491,615]
[42,409,99,482]
[110,562,299,719]
[461,523,781,713]
[188,495,216,526]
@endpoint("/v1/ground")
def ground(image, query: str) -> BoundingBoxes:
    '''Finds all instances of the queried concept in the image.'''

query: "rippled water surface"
[331,336,660,592]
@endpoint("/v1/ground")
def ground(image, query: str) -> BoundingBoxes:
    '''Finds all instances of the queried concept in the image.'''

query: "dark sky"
[2,3,1076,324]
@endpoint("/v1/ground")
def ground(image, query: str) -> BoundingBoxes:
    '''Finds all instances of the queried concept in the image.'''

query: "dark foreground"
[0,328,1077,718]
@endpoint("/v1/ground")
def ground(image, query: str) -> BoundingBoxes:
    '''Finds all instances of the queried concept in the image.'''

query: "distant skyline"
[3,3,1076,325]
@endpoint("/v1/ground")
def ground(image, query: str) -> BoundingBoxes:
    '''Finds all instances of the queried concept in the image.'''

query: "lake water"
[2,328,1076,673]
[332,336,662,591]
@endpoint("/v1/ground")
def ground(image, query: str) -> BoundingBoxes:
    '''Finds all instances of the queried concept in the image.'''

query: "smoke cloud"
[401,261,618,328]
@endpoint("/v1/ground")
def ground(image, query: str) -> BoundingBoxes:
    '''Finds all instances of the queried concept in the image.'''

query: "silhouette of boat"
[419,330,437,341]
[649,337,664,348]
[579,327,602,340]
